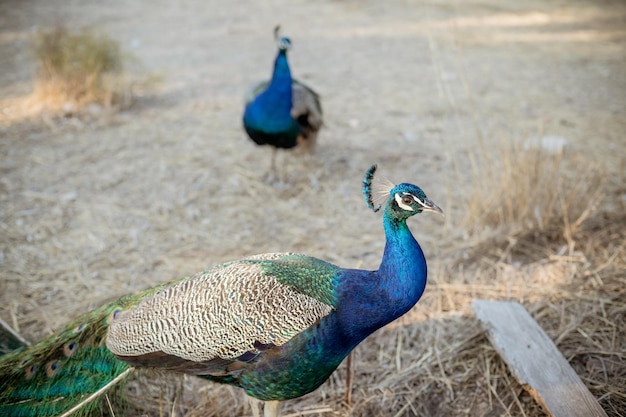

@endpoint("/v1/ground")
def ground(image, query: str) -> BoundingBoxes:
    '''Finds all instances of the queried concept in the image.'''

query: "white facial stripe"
[395,193,414,211]
[415,198,429,208]
[402,192,430,208]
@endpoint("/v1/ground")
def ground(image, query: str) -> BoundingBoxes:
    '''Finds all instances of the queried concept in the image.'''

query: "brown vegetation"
[33,27,132,110]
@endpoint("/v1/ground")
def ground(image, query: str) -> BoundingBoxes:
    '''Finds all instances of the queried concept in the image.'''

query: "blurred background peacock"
[0,165,442,417]
[243,26,323,181]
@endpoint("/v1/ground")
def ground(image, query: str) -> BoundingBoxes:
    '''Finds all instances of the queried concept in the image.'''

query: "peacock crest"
[362,164,396,212]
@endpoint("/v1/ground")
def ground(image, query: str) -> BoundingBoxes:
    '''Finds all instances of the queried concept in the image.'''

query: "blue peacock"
[0,164,442,417]
[243,26,323,180]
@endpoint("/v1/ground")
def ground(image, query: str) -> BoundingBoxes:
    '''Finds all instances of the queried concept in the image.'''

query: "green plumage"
[0,305,127,417]
[257,254,339,307]
[0,280,181,417]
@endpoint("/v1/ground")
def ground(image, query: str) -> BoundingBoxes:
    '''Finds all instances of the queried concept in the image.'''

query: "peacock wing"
[291,79,323,131]
[105,252,339,376]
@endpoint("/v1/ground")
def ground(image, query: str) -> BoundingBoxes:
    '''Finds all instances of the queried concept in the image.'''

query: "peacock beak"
[422,198,444,216]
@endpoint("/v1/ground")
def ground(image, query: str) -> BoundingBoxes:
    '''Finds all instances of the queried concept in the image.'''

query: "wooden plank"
[472,300,608,417]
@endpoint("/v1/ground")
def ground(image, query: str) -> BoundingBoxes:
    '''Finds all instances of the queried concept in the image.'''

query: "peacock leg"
[265,147,278,184]
[248,396,262,417]
[264,400,282,417]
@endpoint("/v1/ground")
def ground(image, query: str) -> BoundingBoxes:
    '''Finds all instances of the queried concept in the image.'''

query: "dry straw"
[33,26,132,110]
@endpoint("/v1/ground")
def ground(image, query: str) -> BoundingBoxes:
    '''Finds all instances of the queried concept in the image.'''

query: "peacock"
[243,26,323,181]
[0,164,442,417]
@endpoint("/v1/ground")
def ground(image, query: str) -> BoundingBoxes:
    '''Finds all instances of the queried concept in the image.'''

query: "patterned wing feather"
[292,80,322,151]
[0,253,339,415]
[106,253,338,376]
[291,80,322,131]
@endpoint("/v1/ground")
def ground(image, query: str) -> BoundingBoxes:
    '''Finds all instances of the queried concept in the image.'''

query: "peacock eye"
[402,196,413,206]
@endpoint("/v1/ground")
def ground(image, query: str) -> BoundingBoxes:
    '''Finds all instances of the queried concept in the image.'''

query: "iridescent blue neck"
[268,50,292,96]
[243,50,296,134]
[332,207,428,352]
[378,208,428,306]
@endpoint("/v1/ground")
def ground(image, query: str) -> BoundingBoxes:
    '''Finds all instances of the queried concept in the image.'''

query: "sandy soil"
[0,0,624,416]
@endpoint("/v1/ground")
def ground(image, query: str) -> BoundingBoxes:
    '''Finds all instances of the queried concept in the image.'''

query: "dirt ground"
[0,0,625,416]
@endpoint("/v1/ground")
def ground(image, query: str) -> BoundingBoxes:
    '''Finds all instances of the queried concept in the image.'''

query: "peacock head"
[363,164,443,220]
[273,25,292,52]
[277,37,292,52]
[388,183,443,219]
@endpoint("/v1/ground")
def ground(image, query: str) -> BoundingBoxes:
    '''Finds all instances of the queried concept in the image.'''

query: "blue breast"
[243,51,301,149]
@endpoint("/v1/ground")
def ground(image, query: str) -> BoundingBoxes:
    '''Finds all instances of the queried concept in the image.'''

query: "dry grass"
[33,27,131,110]
[464,142,604,244]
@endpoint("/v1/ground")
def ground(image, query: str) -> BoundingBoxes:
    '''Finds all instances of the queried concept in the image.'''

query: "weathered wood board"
[472,300,608,417]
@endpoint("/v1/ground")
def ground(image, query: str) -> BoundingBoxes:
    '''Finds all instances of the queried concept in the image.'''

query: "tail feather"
[0,302,132,417]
